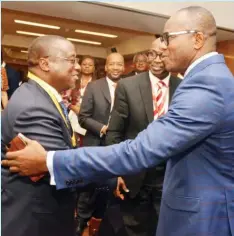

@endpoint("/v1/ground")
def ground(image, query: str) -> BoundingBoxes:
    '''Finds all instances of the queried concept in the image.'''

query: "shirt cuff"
[47,151,56,185]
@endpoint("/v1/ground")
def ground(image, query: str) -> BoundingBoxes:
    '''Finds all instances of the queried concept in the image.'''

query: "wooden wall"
[217,40,234,75]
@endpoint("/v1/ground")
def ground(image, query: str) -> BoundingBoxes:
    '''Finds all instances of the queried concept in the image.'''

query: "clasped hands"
[2,135,48,176]
[2,134,130,200]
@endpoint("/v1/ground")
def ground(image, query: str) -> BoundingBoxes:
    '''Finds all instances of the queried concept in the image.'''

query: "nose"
[113,64,119,70]
[155,55,162,63]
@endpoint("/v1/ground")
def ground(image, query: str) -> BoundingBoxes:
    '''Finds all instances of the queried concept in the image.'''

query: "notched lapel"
[139,73,154,122]
[169,76,181,104]
[100,78,111,104]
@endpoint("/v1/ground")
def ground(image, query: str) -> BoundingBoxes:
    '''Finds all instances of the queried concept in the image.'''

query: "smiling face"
[134,54,148,72]
[147,39,169,79]
[47,40,81,91]
[105,53,125,82]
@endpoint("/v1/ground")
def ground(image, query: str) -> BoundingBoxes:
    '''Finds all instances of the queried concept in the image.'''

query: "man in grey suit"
[75,53,125,235]
[1,35,80,236]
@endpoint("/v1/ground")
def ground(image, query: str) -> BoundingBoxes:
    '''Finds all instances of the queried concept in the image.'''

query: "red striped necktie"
[153,80,167,119]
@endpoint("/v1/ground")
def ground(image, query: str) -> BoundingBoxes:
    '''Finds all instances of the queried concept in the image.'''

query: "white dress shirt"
[149,71,170,118]
[184,52,218,77]
[106,76,117,111]
[46,53,219,185]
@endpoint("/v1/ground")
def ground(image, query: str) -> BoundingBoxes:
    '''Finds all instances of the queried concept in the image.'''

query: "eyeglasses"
[160,30,198,46]
[135,59,147,64]
[54,56,79,65]
[41,56,79,65]
[146,50,162,60]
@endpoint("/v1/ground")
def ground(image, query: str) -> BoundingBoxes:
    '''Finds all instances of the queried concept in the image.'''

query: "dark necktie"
[59,101,72,135]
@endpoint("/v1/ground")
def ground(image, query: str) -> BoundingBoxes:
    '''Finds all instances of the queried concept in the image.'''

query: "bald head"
[161,6,217,74]
[177,6,216,37]
[106,53,124,65]
[28,35,74,67]
[151,38,161,51]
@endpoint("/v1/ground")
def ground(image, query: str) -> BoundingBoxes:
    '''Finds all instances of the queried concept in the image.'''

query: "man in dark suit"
[100,38,181,236]
[4,6,234,236]
[75,52,125,235]
[1,35,80,236]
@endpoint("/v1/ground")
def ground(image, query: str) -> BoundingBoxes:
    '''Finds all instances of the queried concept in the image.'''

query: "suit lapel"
[28,79,73,148]
[138,72,154,123]
[100,78,111,104]
[169,75,180,104]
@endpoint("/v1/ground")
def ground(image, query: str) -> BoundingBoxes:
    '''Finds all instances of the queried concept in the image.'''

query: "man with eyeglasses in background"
[4,6,234,236]
[99,38,180,236]
[124,52,148,78]
[1,35,80,236]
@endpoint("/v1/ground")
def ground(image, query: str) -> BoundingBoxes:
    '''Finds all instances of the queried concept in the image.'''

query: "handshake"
[2,133,130,200]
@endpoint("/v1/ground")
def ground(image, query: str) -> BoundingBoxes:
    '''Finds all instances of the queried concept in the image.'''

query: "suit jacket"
[79,77,112,147]
[53,54,234,236]
[106,72,181,197]
[123,70,145,78]
[1,79,76,236]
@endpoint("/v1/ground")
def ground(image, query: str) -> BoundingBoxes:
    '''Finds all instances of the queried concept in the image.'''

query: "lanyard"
[28,72,76,147]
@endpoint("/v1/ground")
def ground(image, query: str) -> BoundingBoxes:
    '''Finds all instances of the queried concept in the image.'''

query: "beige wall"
[217,40,234,75]
[110,2,234,30]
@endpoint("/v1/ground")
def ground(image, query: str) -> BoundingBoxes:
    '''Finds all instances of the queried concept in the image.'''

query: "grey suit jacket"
[106,72,181,197]
[1,79,75,236]
[79,77,112,147]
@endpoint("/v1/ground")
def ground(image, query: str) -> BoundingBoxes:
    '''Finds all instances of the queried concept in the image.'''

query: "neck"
[29,69,61,92]
[184,48,216,74]
[81,74,92,81]
[108,77,120,83]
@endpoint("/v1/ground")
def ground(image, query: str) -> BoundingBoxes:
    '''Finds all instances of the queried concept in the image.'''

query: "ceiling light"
[16,30,45,37]
[75,29,117,38]
[15,20,60,29]
[67,38,101,45]
[21,50,28,53]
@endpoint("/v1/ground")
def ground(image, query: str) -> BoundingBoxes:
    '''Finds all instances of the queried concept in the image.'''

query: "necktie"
[153,81,167,119]
[59,101,72,134]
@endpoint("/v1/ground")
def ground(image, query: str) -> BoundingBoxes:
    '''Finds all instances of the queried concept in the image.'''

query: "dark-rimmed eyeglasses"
[160,30,198,46]
[146,50,162,61]
[42,56,79,65]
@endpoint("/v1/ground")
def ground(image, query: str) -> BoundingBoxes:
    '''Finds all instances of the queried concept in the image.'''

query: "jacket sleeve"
[53,75,224,189]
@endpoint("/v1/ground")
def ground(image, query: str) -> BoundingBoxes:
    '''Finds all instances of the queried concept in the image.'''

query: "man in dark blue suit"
[3,6,234,236]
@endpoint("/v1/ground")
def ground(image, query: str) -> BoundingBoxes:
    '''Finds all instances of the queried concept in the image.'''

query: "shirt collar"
[29,72,62,102]
[184,52,218,77]
[149,70,170,87]
[106,76,117,87]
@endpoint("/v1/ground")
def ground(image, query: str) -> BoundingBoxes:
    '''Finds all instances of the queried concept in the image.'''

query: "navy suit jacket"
[53,54,234,236]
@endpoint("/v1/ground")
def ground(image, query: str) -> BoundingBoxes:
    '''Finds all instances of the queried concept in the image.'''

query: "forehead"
[106,54,124,64]
[150,40,162,53]
[82,58,94,64]
[164,13,189,32]
[135,54,146,60]
[55,40,76,56]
